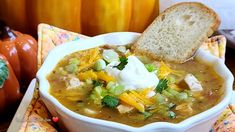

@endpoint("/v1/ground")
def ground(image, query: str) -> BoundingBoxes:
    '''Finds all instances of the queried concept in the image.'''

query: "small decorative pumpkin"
[0,21,38,89]
[0,54,21,114]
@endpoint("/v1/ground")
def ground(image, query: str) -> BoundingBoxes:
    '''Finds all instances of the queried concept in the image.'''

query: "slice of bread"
[132,2,220,63]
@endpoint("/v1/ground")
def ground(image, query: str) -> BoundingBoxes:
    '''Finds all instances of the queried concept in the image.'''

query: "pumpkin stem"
[0,20,17,40]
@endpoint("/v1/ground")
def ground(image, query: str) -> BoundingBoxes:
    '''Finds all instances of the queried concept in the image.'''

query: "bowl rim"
[37,32,234,131]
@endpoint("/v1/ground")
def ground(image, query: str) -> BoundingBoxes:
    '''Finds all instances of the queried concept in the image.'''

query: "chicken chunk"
[117,104,134,114]
[67,77,81,89]
[184,74,203,92]
[176,103,193,115]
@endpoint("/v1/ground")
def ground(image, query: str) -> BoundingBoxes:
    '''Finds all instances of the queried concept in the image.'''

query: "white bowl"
[37,32,234,132]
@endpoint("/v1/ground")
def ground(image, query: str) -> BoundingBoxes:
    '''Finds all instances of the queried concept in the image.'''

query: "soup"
[47,45,224,127]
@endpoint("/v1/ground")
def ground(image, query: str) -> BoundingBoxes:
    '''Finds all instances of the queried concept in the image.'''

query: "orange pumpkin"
[0,54,21,114]
[0,21,38,89]
[0,0,159,36]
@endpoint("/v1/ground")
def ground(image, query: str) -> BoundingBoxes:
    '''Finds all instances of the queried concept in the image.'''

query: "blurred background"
[0,0,235,131]
[1,0,235,37]
[0,0,159,37]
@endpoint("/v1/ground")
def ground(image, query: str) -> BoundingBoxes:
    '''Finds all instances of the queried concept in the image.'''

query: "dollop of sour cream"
[105,56,159,90]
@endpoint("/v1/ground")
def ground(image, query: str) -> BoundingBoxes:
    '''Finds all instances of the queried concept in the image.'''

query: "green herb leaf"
[156,79,168,93]
[169,111,176,119]
[144,64,156,72]
[115,57,128,70]
[0,59,9,88]
[102,95,119,108]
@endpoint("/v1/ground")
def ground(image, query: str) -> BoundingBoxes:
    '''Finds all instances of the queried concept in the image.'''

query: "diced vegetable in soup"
[47,45,224,127]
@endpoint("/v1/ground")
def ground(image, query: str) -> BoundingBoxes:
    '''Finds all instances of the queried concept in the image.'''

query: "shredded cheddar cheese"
[129,91,153,105]
[78,48,101,72]
[158,61,184,79]
[78,70,115,82]
[119,93,145,112]
[96,71,115,82]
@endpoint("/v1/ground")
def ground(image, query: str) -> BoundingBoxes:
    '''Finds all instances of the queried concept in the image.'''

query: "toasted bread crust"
[132,2,220,63]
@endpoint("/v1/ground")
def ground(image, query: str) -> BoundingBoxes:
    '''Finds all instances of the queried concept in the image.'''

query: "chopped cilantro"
[156,79,168,93]
[102,95,119,108]
[115,57,128,70]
